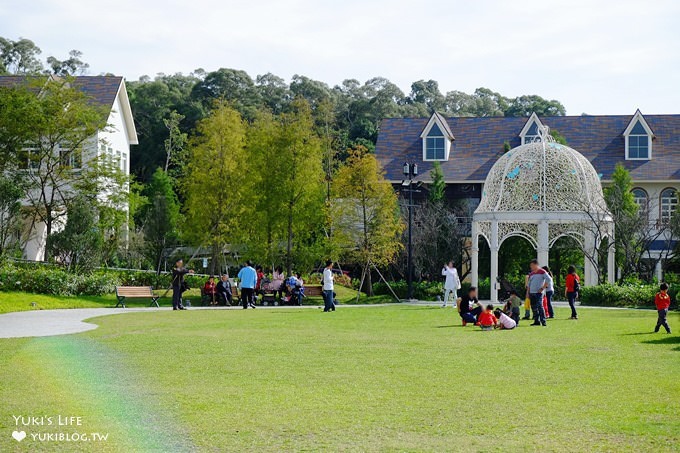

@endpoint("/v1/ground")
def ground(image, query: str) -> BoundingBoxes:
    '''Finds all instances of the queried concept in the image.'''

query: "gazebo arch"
[470,126,615,303]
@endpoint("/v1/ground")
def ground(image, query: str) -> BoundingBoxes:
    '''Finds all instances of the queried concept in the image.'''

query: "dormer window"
[624,110,653,160]
[420,112,454,161]
[519,113,545,145]
[426,124,446,160]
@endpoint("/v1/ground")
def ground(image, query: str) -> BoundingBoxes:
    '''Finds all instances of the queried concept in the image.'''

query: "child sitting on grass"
[478,304,498,331]
[504,290,523,325]
[494,309,517,330]
[654,282,672,334]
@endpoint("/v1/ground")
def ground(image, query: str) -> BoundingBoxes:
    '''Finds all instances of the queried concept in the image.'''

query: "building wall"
[21,91,132,261]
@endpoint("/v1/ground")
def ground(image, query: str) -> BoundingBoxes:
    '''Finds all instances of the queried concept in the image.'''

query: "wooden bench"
[115,286,159,308]
[304,285,323,297]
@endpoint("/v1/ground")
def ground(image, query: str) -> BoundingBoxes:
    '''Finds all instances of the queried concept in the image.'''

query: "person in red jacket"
[654,282,672,334]
[203,276,217,305]
[478,304,498,331]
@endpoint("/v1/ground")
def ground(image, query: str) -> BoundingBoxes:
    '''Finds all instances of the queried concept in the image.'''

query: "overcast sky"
[2,0,679,115]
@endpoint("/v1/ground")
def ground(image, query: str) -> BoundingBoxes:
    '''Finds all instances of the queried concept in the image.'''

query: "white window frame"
[519,112,545,145]
[420,112,453,162]
[623,110,653,161]
[660,188,678,224]
[631,187,649,220]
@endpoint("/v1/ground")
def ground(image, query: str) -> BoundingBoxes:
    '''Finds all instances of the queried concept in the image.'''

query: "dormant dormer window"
[519,112,545,145]
[420,112,454,161]
[624,110,653,160]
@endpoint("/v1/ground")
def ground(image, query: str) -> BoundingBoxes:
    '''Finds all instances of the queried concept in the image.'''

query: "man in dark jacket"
[458,286,480,325]
[172,259,194,310]
[216,274,233,306]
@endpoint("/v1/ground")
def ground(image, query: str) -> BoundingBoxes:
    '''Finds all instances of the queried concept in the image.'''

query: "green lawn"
[0,306,678,452]
[0,285,389,314]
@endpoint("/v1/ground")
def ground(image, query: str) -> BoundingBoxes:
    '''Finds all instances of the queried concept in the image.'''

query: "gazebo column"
[470,221,479,287]
[584,230,598,286]
[490,221,499,304]
[537,221,549,267]
[607,228,615,284]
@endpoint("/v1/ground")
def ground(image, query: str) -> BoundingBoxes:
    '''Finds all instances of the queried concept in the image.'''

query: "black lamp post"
[403,162,418,300]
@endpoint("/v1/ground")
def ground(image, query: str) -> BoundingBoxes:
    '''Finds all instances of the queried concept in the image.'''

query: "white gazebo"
[470,127,615,303]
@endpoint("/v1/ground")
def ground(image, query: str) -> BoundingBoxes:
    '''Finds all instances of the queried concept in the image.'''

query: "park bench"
[115,286,160,308]
[304,285,323,297]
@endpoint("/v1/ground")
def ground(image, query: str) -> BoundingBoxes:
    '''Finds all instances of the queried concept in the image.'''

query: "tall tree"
[332,147,404,294]
[182,102,250,275]
[0,175,24,256]
[141,168,181,273]
[47,194,103,272]
[505,95,566,117]
[0,37,43,74]
[46,50,89,76]
[243,100,326,272]
[429,162,446,203]
[604,164,640,280]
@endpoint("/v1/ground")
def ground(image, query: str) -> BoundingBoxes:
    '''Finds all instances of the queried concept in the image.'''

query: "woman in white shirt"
[441,261,461,308]
[542,266,555,319]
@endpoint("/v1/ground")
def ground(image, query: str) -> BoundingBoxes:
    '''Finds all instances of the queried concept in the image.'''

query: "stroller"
[281,276,304,306]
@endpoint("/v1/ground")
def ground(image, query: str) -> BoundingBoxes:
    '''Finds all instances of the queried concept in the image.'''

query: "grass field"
[0,285,388,314]
[0,305,678,452]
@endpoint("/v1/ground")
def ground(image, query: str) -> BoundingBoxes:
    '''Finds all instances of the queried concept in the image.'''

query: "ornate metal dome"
[475,140,607,215]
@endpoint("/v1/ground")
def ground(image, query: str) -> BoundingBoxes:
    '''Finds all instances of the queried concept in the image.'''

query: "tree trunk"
[209,242,220,276]
[286,202,293,275]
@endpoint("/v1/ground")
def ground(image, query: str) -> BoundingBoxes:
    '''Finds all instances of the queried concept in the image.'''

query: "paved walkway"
[0,301,629,339]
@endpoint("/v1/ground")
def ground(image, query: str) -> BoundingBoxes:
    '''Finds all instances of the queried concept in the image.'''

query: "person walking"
[654,282,672,334]
[172,259,194,311]
[238,261,258,309]
[322,260,336,312]
[441,261,461,308]
[527,260,549,326]
[564,265,580,320]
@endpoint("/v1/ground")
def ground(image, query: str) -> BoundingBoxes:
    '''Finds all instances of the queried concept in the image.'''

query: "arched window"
[660,188,678,224]
[632,188,649,219]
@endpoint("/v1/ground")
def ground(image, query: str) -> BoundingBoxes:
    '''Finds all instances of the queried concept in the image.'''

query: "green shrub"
[579,284,672,308]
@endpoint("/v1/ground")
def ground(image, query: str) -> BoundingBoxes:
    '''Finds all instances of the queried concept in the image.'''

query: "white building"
[376,110,680,283]
[0,76,137,261]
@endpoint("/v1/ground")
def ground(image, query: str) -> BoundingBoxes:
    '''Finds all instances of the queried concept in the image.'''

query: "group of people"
[443,258,584,330]
[171,258,338,312]
[456,286,517,330]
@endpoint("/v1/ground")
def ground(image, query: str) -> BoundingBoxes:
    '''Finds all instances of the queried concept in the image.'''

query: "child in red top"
[478,304,498,331]
[654,282,672,334]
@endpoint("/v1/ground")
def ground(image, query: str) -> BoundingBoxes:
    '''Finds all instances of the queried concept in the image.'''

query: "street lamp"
[403,162,418,300]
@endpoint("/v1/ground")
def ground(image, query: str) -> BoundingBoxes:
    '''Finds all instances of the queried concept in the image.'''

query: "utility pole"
[403,162,418,300]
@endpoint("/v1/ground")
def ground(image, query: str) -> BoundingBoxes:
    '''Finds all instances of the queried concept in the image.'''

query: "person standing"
[564,265,580,320]
[542,266,555,319]
[441,261,461,308]
[238,261,258,309]
[527,260,549,326]
[322,260,336,312]
[654,283,672,334]
[172,259,194,311]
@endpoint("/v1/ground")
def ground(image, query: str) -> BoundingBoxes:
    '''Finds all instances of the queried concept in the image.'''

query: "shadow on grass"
[642,335,679,351]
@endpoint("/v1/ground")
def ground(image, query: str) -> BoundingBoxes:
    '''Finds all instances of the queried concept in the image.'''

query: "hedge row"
[580,284,677,308]
[0,263,208,296]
